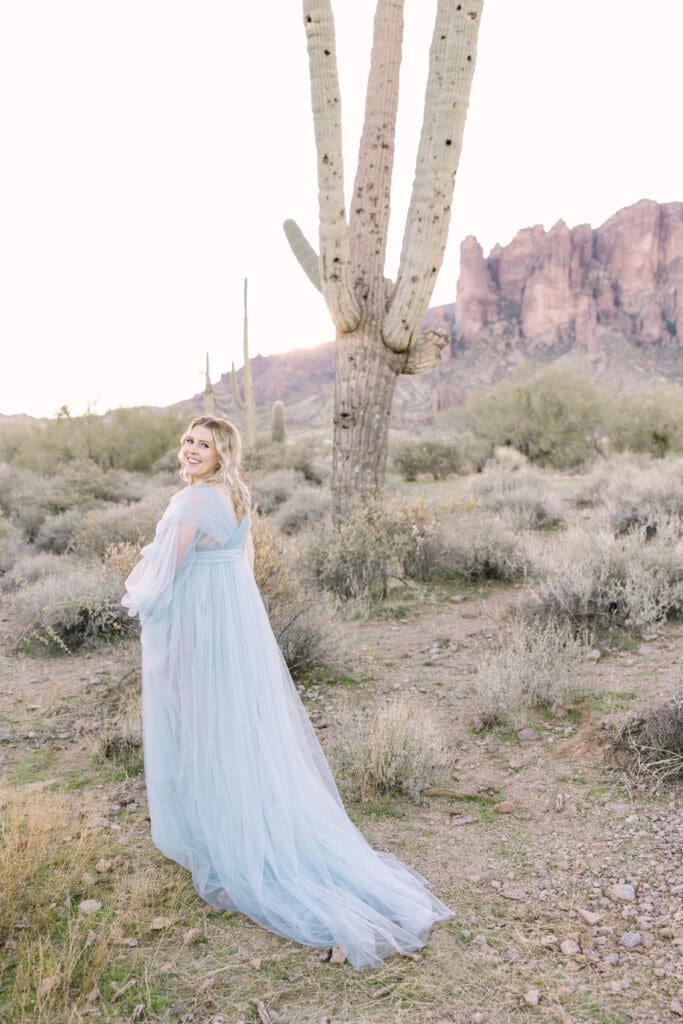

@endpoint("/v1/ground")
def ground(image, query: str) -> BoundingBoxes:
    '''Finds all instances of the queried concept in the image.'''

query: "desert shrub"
[306,497,441,601]
[70,493,169,560]
[94,683,143,775]
[614,688,683,783]
[0,516,26,574]
[251,469,305,515]
[435,510,530,582]
[475,619,585,725]
[469,470,566,531]
[0,551,67,595]
[274,484,332,535]
[526,517,683,635]
[34,508,83,553]
[466,365,606,469]
[0,406,186,473]
[245,438,330,486]
[329,698,446,803]
[608,387,683,457]
[8,566,137,654]
[580,456,683,536]
[393,439,463,481]
[252,511,344,679]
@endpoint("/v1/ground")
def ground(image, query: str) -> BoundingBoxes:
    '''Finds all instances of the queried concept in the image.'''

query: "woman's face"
[180,425,219,481]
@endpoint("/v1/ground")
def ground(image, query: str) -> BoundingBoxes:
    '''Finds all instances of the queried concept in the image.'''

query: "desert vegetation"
[2,373,683,1022]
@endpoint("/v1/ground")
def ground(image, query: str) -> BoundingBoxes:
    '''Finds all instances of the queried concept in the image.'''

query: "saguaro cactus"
[271,400,286,444]
[231,277,257,449]
[203,352,216,415]
[287,0,483,519]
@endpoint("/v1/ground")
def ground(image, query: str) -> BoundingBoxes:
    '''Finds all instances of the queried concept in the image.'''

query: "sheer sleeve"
[121,516,198,620]
[244,529,255,572]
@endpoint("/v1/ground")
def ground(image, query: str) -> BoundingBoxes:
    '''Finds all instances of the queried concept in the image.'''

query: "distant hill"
[183,199,682,433]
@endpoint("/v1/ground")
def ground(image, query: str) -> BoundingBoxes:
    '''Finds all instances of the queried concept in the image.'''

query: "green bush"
[0,407,186,474]
[608,387,683,457]
[466,365,607,469]
[393,439,463,481]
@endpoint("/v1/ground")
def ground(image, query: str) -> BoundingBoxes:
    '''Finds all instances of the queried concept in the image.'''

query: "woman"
[122,415,453,969]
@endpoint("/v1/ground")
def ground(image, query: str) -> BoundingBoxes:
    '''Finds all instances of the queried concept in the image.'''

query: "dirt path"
[1,583,682,1023]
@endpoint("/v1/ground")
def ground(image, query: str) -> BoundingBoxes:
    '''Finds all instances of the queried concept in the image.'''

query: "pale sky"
[1,0,681,418]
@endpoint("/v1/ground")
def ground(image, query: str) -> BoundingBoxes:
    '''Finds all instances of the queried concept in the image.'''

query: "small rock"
[78,900,102,916]
[557,986,573,1001]
[183,927,203,945]
[249,957,262,970]
[603,952,619,966]
[508,758,525,771]
[585,648,602,662]
[502,888,526,901]
[471,1015,485,1024]
[560,938,580,956]
[578,908,602,926]
[620,931,642,949]
[149,916,173,931]
[524,988,539,1007]
[608,883,636,902]
[670,1000,683,1017]
[329,945,347,965]
[472,717,485,734]
[539,934,558,948]
[449,594,465,603]
[493,801,514,815]
[503,948,519,961]
[516,727,539,743]
[95,859,112,874]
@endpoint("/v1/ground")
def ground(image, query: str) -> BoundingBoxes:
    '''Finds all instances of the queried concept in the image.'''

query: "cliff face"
[455,199,683,359]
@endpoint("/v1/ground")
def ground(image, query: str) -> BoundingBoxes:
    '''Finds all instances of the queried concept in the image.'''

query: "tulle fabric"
[122,483,453,969]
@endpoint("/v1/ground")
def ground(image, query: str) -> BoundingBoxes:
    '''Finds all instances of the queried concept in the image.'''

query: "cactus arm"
[283,219,322,293]
[383,0,483,352]
[348,0,404,313]
[400,329,448,375]
[303,0,360,333]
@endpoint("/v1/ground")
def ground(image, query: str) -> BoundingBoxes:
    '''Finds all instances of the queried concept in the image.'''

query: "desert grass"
[613,686,683,784]
[474,619,586,726]
[329,697,448,803]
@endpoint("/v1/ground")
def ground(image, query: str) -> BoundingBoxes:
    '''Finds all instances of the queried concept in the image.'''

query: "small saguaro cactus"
[271,400,286,444]
[203,352,216,415]
[231,277,257,449]
[287,0,483,521]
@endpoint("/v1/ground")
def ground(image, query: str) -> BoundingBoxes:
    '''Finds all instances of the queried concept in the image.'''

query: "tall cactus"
[231,277,257,449]
[271,400,286,444]
[287,0,483,520]
[203,352,216,415]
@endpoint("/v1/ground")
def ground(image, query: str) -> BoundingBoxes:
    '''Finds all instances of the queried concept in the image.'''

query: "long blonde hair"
[178,416,251,522]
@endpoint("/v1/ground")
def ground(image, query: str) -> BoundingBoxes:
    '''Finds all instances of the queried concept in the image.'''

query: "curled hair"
[178,416,251,522]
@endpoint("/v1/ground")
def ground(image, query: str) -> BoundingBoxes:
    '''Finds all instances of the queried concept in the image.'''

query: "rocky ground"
[1,577,682,1024]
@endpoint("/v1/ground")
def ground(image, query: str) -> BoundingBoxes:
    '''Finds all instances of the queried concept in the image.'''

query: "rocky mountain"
[180,199,683,430]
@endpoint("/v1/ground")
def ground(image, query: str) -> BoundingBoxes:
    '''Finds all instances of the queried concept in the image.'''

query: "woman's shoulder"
[167,484,240,524]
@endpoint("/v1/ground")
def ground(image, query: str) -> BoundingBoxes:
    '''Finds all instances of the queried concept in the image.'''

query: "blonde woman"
[122,415,452,969]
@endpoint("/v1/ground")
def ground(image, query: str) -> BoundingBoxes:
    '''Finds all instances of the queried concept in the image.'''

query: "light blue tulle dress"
[121,483,453,969]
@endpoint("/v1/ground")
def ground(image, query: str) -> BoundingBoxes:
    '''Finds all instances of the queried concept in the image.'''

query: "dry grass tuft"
[613,687,683,784]
[435,510,530,582]
[474,619,586,725]
[330,698,447,803]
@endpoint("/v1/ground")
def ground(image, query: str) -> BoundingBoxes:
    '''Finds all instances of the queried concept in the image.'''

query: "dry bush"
[274,483,331,535]
[252,511,345,679]
[100,540,142,585]
[526,517,683,635]
[245,438,330,486]
[329,698,447,803]
[468,467,565,531]
[393,439,463,481]
[435,510,530,582]
[0,551,67,595]
[250,468,305,515]
[94,684,143,775]
[305,496,441,602]
[7,566,137,654]
[0,515,27,575]
[70,493,169,560]
[485,445,530,472]
[34,508,83,554]
[580,456,683,535]
[614,688,683,783]
[475,619,586,725]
